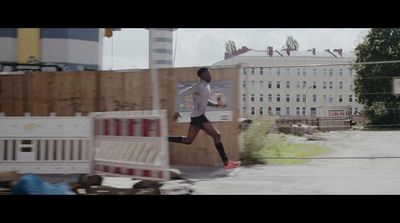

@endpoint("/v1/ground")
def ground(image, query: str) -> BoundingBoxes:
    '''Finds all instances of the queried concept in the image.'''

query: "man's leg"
[168,124,201,145]
[201,122,229,164]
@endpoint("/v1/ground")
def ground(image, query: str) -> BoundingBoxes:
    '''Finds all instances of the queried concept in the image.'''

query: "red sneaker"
[224,161,241,170]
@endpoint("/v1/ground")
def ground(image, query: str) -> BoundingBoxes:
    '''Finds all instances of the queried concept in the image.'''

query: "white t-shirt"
[175,79,211,117]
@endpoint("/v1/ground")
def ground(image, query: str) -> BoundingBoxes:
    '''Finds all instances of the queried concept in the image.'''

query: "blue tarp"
[11,174,75,195]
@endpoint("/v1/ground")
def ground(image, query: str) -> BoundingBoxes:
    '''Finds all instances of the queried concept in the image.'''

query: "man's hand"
[217,96,227,108]
[173,112,182,121]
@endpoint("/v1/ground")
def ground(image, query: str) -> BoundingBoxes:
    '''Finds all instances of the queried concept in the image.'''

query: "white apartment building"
[213,48,363,117]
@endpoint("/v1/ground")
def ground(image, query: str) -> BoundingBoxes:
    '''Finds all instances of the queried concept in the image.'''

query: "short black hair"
[197,67,208,77]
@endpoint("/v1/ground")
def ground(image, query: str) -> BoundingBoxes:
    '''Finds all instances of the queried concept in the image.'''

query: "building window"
[286,94,290,102]
[277,81,280,89]
[349,68,353,76]
[242,107,246,113]
[313,69,317,76]
[286,68,290,75]
[260,94,264,102]
[323,69,327,76]
[350,84,353,91]
[296,81,300,89]
[243,94,246,102]
[302,107,306,115]
[323,95,327,104]
[286,107,290,116]
[260,107,264,115]
[349,95,353,102]
[260,67,264,75]
[296,107,300,116]
[311,107,317,116]
[339,95,343,102]
[252,81,255,87]
[296,94,300,102]
[323,82,327,89]
[260,81,263,88]
[277,94,281,102]
[243,81,246,88]
[251,68,255,75]
[313,82,316,89]
[313,95,317,102]
[339,69,343,76]
[329,96,333,104]
[303,69,307,76]
[268,94,272,102]
[242,68,247,75]
[355,97,358,103]
[329,82,333,89]
[355,107,359,114]
[268,67,272,75]
[277,68,281,76]
[268,81,272,88]
[251,107,255,115]
[329,69,333,76]
[268,107,272,115]
[251,94,255,102]
[276,107,281,116]
[302,94,306,102]
[303,81,306,89]
[339,82,343,89]
[286,81,290,89]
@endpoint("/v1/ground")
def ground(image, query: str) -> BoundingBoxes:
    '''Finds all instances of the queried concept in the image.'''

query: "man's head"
[197,67,211,82]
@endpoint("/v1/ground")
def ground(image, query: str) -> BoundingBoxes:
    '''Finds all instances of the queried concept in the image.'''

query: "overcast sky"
[102,28,370,70]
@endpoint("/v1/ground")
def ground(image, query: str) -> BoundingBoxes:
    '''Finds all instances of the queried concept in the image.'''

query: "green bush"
[240,118,329,165]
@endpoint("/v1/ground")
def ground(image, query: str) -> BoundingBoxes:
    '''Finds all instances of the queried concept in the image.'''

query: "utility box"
[393,78,400,95]
[317,106,351,119]
[316,106,352,130]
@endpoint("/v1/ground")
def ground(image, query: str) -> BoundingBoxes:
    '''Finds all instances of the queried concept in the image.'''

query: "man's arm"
[207,99,218,107]
[208,93,226,108]
[174,83,198,112]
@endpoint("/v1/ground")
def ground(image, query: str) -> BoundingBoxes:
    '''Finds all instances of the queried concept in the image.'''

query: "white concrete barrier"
[0,115,92,174]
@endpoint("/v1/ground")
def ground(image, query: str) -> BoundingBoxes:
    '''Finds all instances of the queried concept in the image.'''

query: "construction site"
[1,28,399,195]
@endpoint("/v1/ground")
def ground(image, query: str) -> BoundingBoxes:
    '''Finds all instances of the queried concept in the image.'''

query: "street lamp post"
[304,86,312,117]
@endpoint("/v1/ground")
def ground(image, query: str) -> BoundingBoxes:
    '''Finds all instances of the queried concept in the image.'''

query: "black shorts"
[190,115,210,129]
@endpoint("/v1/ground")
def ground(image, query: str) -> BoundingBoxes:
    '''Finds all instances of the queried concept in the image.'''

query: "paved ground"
[176,130,400,194]
[38,130,400,194]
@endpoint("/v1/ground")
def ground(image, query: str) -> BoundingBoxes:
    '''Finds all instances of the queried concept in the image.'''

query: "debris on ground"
[11,174,75,195]
[159,180,193,195]
[305,135,328,141]
[1,168,195,195]
[278,124,320,136]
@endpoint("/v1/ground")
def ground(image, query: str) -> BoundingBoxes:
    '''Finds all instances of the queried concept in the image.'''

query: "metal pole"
[149,29,159,112]
[151,68,160,111]
[305,86,312,117]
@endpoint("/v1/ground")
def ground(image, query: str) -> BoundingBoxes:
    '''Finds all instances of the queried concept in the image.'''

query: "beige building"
[213,48,363,117]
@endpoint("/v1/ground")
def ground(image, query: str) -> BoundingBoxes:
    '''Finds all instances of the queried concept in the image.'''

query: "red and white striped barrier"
[0,110,170,181]
[91,110,170,181]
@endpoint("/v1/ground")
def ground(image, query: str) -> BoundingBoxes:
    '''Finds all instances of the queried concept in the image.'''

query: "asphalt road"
[178,130,400,194]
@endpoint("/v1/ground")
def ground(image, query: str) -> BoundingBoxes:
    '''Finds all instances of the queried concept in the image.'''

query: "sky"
[102,28,370,70]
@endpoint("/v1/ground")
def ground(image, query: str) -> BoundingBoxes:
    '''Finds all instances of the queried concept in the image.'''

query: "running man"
[168,67,241,170]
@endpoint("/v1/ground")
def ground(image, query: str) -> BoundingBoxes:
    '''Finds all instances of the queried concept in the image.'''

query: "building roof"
[238,50,354,58]
[213,49,355,66]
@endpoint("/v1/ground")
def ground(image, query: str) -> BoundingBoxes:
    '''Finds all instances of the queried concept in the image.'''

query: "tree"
[285,36,299,51]
[225,40,237,56]
[353,28,400,128]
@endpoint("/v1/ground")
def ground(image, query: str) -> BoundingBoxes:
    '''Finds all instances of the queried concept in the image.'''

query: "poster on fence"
[175,80,233,123]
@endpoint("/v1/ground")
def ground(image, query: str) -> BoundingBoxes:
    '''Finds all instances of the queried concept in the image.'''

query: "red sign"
[328,110,346,117]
